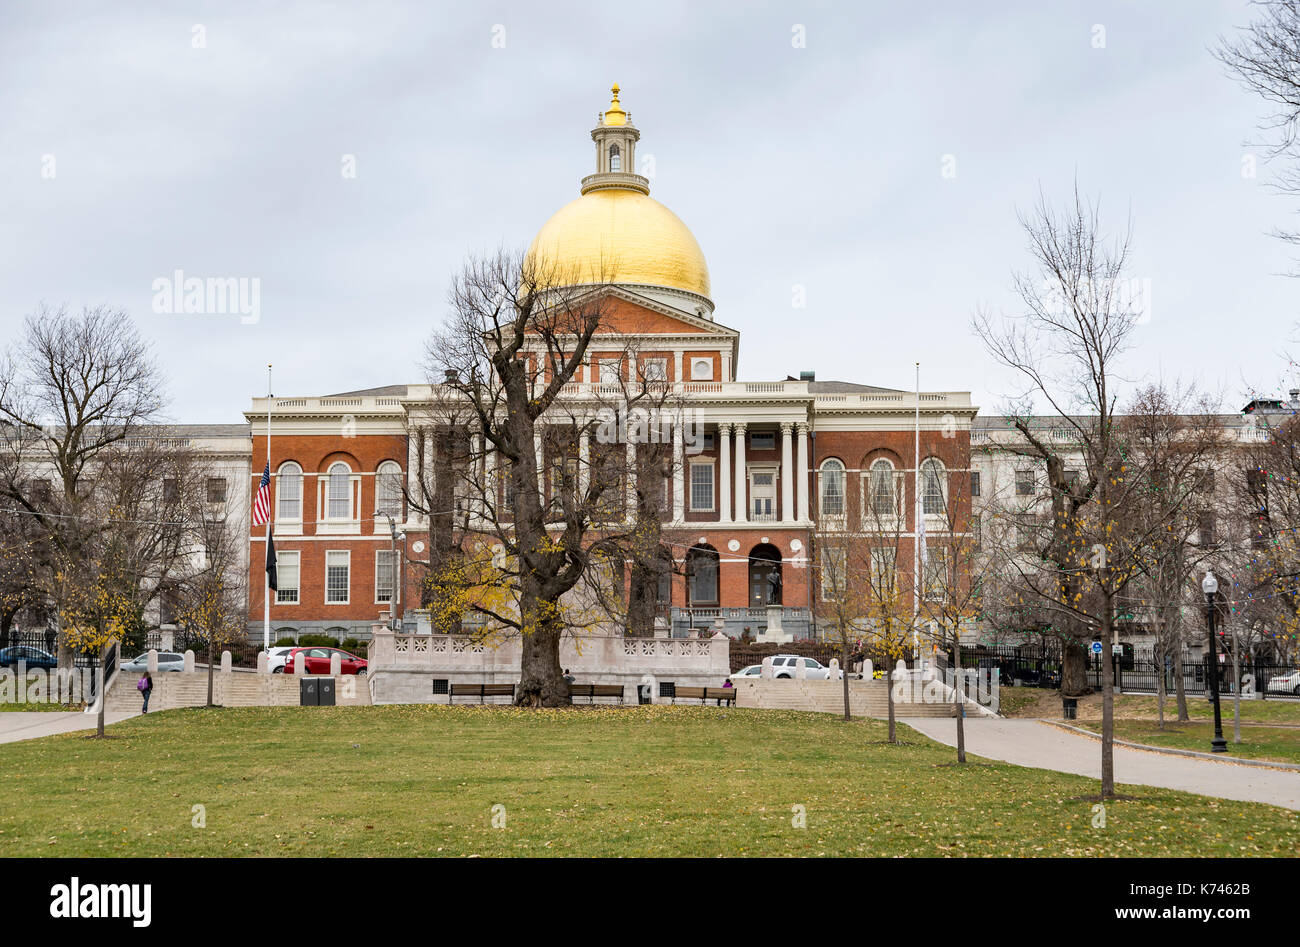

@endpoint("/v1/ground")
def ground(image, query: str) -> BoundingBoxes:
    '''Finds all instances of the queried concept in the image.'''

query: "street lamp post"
[1202,571,1228,754]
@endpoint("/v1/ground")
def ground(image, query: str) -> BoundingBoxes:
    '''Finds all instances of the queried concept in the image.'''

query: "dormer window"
[609,144,621,172]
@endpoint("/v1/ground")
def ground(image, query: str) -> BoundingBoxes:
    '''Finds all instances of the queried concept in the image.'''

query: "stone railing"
[369,629,730,680]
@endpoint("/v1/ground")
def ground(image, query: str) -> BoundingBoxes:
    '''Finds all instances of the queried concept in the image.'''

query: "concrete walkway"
[900,717,1300,811]
[0,710,139,745]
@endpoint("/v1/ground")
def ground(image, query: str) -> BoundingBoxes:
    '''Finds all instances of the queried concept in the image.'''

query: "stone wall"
[107,670,372,712]
[368,629,732,704]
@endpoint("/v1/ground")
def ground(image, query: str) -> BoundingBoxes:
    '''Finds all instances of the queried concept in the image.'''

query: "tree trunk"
[1155,643,1166,730]
[515,590,570,707]
[627,560,658,637]
[1100,601,1115,799]
[95,644,106,738]
[1060,637,1090,697]
[841,639,850,721]
[206,636,215,708]
[1173,645,1189,722]
[886,660,896,744]
[953,639,966,763]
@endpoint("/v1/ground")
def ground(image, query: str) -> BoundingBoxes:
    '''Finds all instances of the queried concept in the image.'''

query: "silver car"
[120,651,186,672]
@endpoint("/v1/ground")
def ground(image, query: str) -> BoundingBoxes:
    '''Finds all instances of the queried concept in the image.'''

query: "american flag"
[252,462,271,526]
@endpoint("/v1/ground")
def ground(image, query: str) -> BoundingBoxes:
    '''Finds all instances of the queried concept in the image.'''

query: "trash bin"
[318,677,336,706]
[1062,696,1077,720]
[300,677,319,706]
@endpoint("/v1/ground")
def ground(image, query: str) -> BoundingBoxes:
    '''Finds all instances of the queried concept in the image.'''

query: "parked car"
[266,646,297,673]
[282,647,367,676]
[769,655,831,679]
[120,652,186,673]
[1266,668,1300,695]
[0,646,57,671]
[729,664,762,682]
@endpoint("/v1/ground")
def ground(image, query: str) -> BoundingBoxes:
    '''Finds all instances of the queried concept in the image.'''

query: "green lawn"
[1112,695,1300,726]
[1073,719,1300,765]
[0,705,1296,857]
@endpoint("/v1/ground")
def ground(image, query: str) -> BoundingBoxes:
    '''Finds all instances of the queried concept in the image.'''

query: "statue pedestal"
[755,605,793,644]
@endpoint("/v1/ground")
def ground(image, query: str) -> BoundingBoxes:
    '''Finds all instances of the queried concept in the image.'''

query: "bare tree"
[973,185,1140,701]
[422,248,662,706]
[1118,383,1227,727]
[920,459,982,763]
[1215,1,1300,259]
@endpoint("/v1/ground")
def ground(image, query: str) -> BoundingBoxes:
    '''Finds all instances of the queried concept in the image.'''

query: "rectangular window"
[276,551,300,604]
[820,546,846,601]
[163,478,179,502]
[924,549,947,601]
[206,477,227,503]
[375,550,396,604]
[599,359,622,384]
[751,470,776,520]
[689,463,714,511]
[750,431,776,451]
[1196,468,1216,494]
[870,547,896,593]
[325,551,350,604]
[970,471,981,498]
[1198,513,1216,546]
[641,358,668,382]
[1015,469,1034,497]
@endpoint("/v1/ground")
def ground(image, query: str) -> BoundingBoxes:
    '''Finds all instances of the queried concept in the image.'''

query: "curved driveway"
[900,717,1300,811]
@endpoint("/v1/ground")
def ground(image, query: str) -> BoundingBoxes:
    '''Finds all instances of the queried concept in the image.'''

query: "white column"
[733,422,747,524]
[796,422,810,523]
[780,422,794,523]
[674,351,684,383]
[484,428,496,518]
[719,423,732,523]
[472,428,485,526]
[577,425,591,501]
[672,419,685,523]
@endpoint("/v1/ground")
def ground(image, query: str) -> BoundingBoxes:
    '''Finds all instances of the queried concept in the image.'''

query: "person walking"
[138,671,153,713]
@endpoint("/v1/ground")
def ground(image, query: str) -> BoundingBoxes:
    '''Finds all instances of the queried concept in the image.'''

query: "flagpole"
[913,361,921,672]
[264,364,272,653]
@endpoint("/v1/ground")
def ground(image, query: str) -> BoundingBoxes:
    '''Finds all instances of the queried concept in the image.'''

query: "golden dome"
[526,187,711,300]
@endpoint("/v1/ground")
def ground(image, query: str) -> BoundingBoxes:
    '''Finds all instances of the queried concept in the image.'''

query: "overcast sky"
[1,0,1297,422]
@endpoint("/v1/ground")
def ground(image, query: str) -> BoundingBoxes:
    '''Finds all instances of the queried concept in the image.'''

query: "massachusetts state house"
[242,86,977,643]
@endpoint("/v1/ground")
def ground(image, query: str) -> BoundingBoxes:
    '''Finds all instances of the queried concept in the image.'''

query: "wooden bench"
[449,683,516,704]
[569,683,626,704]
[671,686,737,706]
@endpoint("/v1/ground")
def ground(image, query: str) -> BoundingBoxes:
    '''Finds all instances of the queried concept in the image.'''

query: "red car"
[282,647,367,675]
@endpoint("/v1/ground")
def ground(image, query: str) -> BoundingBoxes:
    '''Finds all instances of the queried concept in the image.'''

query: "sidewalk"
[0,710,140,745]
[900,716,1300,811]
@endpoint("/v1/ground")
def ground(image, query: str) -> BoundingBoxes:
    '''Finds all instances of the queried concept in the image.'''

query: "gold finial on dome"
[603,82,627,126]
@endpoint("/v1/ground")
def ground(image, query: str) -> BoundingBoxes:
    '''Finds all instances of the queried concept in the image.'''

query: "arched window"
[748,543,782,606]
[327,462,352,519]
[609,144,621,172]
[376,461,403,517]
[869,459,896,516]
[277,462,302,521]
[921,458,947,515]
[686,544,719,605]
[819,459,845,516]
